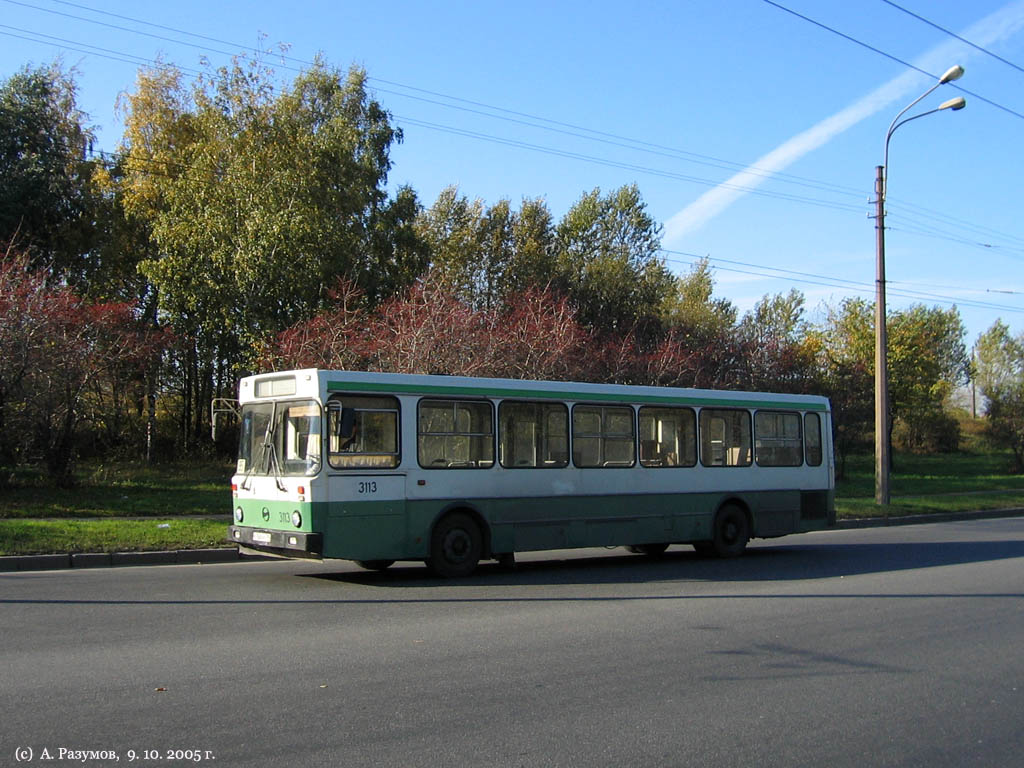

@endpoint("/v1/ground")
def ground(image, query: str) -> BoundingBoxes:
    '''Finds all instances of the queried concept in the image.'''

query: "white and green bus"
[229,369,835,577]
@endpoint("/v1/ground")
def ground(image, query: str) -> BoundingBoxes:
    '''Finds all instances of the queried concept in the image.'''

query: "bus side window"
[572,405,635,468]
[699,409,751,467]
[638,406,696,468]
[418,399,494,469]
[755,411,803,467]
[499,401,568,469]
[327,396,400,469]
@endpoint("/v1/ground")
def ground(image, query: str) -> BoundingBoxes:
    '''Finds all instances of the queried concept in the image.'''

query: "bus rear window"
[805,412,823,467]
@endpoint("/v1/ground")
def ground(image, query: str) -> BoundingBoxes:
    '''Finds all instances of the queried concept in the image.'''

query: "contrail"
[663,0,1024,245]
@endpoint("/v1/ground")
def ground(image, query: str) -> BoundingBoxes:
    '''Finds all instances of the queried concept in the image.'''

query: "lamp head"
[939,65,964,84]
[939,96,967,111]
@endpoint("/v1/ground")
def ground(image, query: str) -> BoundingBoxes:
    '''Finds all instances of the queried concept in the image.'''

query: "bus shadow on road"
[304,537,1024,589]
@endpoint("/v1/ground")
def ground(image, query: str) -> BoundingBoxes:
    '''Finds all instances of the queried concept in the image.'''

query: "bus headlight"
[234,507,244,523]
[291,510,302,528]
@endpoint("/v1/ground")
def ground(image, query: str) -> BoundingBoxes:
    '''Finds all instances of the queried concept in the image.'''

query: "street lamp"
[874,65,965,506]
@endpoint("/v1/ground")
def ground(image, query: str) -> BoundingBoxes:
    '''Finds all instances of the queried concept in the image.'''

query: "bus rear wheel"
[710,504,750,558]
[427,512,482,578]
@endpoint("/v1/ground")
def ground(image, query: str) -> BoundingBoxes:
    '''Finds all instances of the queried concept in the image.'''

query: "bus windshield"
[237,400,322,477]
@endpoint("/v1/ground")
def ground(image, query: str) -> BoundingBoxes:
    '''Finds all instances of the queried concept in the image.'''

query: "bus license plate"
[252,531,272,545]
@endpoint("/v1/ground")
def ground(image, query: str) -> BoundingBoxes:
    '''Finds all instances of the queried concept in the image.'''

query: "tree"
[507,197,556,295]
[554,185,674,333]
[415,186,486,304]
[119,54,420,445]
[661,258,737,333]
[811,298,968,466]
[809,298,877,475]
[0,245,164,481]
[975,321,1024,471]
[264,271,591,381]
[0,61,102,279]
[655,258,743,389]
[0,245,50,470]
[417,189,556,310]
[887,305,968,452]
[738,289,818,393]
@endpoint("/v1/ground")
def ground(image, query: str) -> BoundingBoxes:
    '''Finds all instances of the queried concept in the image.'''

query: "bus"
[228,369,835,577]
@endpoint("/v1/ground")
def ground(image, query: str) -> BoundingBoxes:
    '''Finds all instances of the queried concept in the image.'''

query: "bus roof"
[241,369,831,412]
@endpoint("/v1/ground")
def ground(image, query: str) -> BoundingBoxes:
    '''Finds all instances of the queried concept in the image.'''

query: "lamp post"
[874,65,966,505]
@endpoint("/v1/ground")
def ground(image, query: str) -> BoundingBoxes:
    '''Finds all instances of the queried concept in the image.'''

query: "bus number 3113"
[357,481,378,494]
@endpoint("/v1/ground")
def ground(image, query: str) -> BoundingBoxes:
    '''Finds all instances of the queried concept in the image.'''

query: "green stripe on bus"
[326,379,828,411]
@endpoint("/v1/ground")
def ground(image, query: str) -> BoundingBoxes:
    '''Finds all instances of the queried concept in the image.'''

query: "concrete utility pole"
[875,65,966,506]
[875,163,889,505]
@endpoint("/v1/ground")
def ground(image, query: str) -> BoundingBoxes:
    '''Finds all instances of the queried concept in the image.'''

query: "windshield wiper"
[242,404,286,492]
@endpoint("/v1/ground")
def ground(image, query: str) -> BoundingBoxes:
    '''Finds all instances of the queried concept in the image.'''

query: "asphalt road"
[2,518,1022,768]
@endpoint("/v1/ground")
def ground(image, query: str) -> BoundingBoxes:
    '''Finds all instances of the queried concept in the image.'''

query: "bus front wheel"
[355,559,395,572]
[626,543,669,557]
[710,504,750,558]
[427,513,483,578]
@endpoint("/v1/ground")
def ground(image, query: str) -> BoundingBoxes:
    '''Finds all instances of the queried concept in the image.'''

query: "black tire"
[495,552,516,569]
[355,559,395,572]
[710,504,750,558]
[427,512,483,578]
[625,543,670,557]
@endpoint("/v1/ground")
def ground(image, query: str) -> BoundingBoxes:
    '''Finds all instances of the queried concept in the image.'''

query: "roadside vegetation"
[2,445,1023,556]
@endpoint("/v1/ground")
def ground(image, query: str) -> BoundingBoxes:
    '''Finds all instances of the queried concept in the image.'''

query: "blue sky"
[3,0,1023,347]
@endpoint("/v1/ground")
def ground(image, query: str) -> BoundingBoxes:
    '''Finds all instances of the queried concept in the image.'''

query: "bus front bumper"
[228,526,322,557]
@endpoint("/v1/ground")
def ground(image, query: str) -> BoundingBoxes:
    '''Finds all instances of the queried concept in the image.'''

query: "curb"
[835,507,1024,529]
[0,547,246,572]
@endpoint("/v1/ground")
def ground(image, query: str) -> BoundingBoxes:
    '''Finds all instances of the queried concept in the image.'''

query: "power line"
[396,115,867,215]
[12,130,1024,316]
[760,0,1024,122]
[377,85,868,202]
[9,1,1024,234]
[1,0,245,63]
[885,199,1024,250]
[662,249,1024,314]
[7,0,1024,267]
[4,0,875,206]
[0,24,203,75]
[880,0,1024,76]
[0,14,875,218]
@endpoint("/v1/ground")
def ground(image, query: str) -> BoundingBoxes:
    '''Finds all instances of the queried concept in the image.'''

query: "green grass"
[1,450,1023,556]
[0,460,231,520]
[0,460,234,556]
[0,518,230,555]
[835,450,1024,519]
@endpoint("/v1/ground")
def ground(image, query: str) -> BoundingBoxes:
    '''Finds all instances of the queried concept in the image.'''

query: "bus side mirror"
[328,403,356,440]
[340,408,356,439]
[327,402,356,439]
